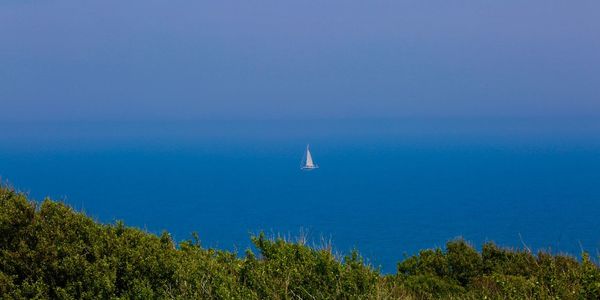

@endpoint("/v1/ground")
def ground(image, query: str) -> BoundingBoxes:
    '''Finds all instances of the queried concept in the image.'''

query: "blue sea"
[1,119,599,273]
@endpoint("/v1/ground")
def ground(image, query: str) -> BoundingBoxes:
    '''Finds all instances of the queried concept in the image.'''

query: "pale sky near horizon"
[1,0,599,122]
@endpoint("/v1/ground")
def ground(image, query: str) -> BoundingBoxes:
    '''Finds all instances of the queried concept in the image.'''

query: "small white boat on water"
[301,144,319,170]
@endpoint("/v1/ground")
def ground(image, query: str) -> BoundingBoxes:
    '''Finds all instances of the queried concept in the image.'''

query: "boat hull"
[301,166,319,171]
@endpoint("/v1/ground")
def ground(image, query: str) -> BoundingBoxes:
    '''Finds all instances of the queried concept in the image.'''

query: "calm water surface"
[1,120,599,273]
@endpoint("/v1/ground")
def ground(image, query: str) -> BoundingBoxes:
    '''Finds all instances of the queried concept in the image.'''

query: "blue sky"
[1,0,599,122]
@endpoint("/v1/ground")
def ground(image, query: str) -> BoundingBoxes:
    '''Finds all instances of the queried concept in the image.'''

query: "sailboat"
[301,144,319,170]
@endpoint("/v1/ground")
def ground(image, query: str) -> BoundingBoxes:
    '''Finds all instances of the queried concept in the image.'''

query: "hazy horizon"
[2,0,599,123]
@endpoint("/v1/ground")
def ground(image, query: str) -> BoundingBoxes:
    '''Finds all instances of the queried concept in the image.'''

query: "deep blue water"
[1,120,600,273]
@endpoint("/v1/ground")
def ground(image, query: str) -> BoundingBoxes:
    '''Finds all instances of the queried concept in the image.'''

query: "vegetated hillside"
[1,185,599,299]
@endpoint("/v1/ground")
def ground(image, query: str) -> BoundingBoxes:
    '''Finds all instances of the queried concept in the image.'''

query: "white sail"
[301,144,318,170]
[305,146,314,168]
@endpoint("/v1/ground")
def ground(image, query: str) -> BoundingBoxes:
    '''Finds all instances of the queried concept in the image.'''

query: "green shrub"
[1,185,599,299]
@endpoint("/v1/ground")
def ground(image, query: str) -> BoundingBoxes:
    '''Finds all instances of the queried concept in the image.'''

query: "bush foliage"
[1,186,599,299]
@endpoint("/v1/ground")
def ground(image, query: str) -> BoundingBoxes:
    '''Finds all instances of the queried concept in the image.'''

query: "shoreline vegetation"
[1,185,599,299]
